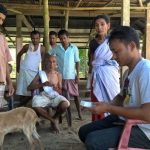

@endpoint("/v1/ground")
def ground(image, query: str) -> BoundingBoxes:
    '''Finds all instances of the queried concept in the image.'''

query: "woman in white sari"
[91,15,120,121]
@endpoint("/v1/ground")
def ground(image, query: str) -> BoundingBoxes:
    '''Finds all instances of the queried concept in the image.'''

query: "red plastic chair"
[118,119,148,150]
[110,119,148,150]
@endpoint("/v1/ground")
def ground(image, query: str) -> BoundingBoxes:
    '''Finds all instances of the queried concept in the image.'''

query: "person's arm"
[110,94,124,106]
[40,46,45,70]
[3,36,14,96]
[89,69,150,123]
[6,63,14,96]
[27,74,43,91]
[89,102,150,122]
[75,62,80,84]
[88,93,149,121]
[16,44,28,73]
[53,73,62,94]
[74,45,80,84]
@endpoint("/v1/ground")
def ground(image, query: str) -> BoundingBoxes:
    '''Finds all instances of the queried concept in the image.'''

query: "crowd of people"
[0,3,150,149]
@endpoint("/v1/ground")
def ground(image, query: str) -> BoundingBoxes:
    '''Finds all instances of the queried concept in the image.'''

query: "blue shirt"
[48,43,80,79]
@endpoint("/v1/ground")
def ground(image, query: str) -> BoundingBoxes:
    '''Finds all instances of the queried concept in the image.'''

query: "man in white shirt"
[78,26,150,149]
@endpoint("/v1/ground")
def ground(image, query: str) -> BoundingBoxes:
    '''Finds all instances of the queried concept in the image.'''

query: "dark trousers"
[78,115,150,150]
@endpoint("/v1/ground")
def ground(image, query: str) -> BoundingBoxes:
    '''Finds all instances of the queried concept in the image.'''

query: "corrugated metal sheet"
[0,0,148,7]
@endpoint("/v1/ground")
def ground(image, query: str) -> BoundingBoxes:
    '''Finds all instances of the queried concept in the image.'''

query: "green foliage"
[79,48,88,78]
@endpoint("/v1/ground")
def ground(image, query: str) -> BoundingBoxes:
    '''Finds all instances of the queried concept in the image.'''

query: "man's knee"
[78,125,88,143]
[34,107,42,113]
[85,132,99,150]
[59,101,70,110]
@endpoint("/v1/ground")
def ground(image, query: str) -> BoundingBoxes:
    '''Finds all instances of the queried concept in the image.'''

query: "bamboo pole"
[16,14,23,80]
[43,0,49,52]
[144,3,150,60]
[121,0,130,26]
[16,14,23,53]
[75,0,82,8]
[65,1,69,30]
[3,3,150,11]
[120,0,130,87]
[138,0,144,7]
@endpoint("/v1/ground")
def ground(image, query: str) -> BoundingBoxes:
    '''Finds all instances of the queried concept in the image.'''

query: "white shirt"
[49,43,80,79]
[122,58,150,140]
[20,43,41,72]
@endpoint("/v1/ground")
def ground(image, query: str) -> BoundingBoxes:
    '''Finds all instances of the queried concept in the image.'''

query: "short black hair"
[30,30,40,37]
[0,4,7,16]
[58,29,69,37]
[109,26,140,49]
[49,31,57,37]
[94,15,110,24]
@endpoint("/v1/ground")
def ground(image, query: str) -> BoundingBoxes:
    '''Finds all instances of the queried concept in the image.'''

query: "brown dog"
[0,107,43,150]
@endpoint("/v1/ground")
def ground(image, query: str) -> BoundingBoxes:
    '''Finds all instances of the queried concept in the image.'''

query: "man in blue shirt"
[49,29,82,120]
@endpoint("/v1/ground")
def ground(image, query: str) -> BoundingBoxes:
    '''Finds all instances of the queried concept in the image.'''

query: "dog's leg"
[0,133,5,150]
[23,128,35,150]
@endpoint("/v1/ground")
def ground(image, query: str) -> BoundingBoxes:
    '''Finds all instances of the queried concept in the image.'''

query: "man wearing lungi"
[49,29,82,120]
[16,30,45,106]
[0,4,14,109]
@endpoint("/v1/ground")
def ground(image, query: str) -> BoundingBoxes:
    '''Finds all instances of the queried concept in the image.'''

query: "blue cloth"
[48,43,80,79]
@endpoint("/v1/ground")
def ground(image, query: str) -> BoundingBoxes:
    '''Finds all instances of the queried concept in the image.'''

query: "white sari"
[92,38,120,103]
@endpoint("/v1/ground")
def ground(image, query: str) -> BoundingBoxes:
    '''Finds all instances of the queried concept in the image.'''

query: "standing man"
[16,30,45,106]
[49,31,57,51]
[0,4,14,108]
[49,29,82,120]
[78,26,150,149]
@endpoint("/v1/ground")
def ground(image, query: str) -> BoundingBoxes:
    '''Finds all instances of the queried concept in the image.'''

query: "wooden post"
[43,0,50,52]
[16,14,23,79]
[144,3,150,60]
[120,0,130,86]
[121,0,130,26]
[65,1,69,30]
[16,15,23,53]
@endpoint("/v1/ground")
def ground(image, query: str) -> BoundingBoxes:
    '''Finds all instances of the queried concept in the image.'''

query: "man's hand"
[16,65,20,73]
[8,83,14,96]
[88,102,109,115]
[75,76,79,84]
[43,81,52,87]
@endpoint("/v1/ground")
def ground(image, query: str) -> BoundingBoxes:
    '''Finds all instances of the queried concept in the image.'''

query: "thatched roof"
[0,0,149,48]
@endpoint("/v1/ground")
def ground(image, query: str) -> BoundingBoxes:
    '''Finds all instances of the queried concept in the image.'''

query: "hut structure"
[1,0,150,79]
[0,1,150,149]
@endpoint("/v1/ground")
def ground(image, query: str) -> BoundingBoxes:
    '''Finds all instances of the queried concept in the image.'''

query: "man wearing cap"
[0,4,14,108]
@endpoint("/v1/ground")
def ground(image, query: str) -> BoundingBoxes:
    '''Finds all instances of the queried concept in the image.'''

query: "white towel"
[39,71,59,98]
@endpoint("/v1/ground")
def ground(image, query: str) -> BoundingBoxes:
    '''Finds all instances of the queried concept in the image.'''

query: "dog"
[0,107,43,150]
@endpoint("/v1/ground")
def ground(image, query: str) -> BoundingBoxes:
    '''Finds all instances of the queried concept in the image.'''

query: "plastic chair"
[110,119,148,150]
[117,119,148,150]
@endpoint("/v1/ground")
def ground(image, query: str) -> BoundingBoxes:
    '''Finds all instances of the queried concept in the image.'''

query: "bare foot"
[51,119,60,133]
[78,113,82,120]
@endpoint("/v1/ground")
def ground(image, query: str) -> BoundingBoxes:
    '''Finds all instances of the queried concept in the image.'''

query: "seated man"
[78,26,150,149]
[28,54,70,133]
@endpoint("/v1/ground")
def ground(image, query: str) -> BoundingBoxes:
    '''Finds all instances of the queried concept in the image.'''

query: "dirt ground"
[3,101,91,150]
